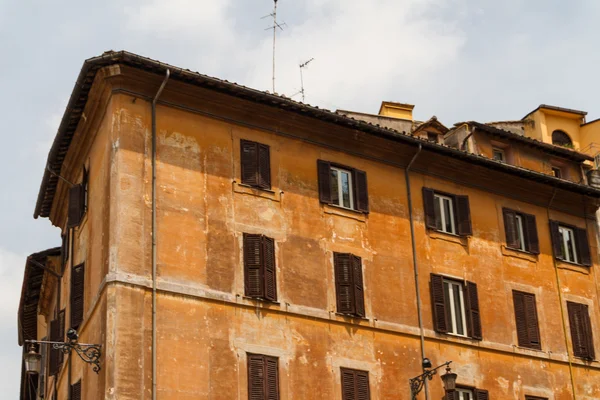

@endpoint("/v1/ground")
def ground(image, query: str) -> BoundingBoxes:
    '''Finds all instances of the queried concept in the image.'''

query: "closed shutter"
[317,160,332,204]
[455,195,472,236]
[524,213,539,254]
[513,291,541,349]
[502,208,519,249]
[258,144,271,190]
[61,234,67,268]
[352,255,365,318]
[422,188,437,229]
[575,228,591,266]
[341,369,355,400]
[57,310,65,369]
[335,253,355,315]
[71,263,85,329]
[524,293,541,349]
[430,274,448,333]
[244,234,264,298]
[81,166,88,213]
[567,301,595,359]
[265,356,279,400]
[355,370,370,400]
[248,354,265,400]
[263,237,277,302]
[445,390,458,400]
[67,185,84,228]
[48,319,59,376]
[353,169,369,213]
[474,389,489,400]
[71,380,81,400]
[466,282,482,340]
[241,140,259,186]
[341,368,370,400]
[549,220,563,260]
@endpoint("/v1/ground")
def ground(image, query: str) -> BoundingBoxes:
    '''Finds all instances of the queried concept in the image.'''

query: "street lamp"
[24,329,102,374]
[409,359,457,400]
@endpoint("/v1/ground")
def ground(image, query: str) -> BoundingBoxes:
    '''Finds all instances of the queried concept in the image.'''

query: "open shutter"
[549,220,563,260]
[430,274,448,333]
[422,188,437,229]
[455,195,472,236]
[335,253,355,315]
[241,140,259,186]
[445,390,459,400]
[356,370,370,400]
[248,354,265,400]
[352,255,365,318]
[466,282,482,340]
[71,380,81,400]
[575,228,591,266]
[353,169,369,213]
[71,263,85,329]
[341,369,355,400]
[67,185,84,228]
[57,310,65,369]
[502,208,519,249]
[568,302,594,359]
[258,144,271,190]
[262,237,277,302]
[317,160,332,204]
[474,389,489,400]
[524,213,539,254]
[265,356,279,400]
[244,234,264,298]
[48,319,59,376]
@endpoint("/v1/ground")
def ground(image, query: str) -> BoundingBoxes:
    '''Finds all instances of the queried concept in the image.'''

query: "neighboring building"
[17,51,600,400]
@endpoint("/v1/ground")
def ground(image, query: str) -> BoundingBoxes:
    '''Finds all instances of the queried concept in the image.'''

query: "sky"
[1,0,599,396]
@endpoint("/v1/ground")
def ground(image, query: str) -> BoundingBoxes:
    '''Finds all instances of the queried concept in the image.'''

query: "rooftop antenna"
[292,58,315,102]
[262,0,286,93]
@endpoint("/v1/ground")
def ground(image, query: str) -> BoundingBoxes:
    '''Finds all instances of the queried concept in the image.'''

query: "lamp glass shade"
[441,371,457,391]
[24,348,42,374]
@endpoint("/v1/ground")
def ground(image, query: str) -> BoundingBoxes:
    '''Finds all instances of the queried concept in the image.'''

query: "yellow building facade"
[17,51,600,400]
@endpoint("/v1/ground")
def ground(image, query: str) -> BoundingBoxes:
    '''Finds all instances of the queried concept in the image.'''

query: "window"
[70,263,85,329]
[71,380,82,400]
[243,234,277,301]
[334,253,365,318]
[551,166,562,178]
[567,301,595,360]
[241,139,271,190]
[512,291,541,349]
[423,188,472,236]
[492,147,505,162]
[317,160,369,213]
[502,208,539,253]
[549,221,591,266]
[430,274,482,339]
[247,354,279,400]
[525,396,548,400]
[427,132,438,143]
[446,388,488,400]
[341,368,370,400]
[67,168,88,228]
[552,130,572,147]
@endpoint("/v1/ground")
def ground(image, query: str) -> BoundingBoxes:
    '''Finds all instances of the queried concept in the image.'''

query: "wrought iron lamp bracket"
[409,361,452,400]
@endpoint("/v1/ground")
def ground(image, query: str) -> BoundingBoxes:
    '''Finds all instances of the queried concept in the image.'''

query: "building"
[17,51,600,400]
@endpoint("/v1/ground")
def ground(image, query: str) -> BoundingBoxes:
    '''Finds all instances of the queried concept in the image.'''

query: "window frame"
[423,188,472,237]
[317,160,369,213]
[558,225,578,264]
[456,388,474,400]
[551,166,562,178]
[502,208,539,254]
[434,193,457,235]
[444,279,468,337]
[247,353,279,400]
[492,147,505,162]
[330,166,355,210]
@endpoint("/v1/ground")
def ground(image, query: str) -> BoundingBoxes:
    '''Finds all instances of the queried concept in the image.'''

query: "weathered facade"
[17,51,600,400]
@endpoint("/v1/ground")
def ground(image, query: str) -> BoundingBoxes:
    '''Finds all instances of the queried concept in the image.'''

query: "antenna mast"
[262,0,286,93]
[291,58,314,102]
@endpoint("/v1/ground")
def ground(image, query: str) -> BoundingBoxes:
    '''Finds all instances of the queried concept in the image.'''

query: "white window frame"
[434,194,456,234]
[457,388,474,400]
[331,166,354,210]
[515,214,526,251]
[444,279,468,337]
[558,225,578,264]
[492,147,505,162]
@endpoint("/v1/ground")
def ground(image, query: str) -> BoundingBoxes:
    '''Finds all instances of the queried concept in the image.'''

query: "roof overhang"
[524,104,587,121]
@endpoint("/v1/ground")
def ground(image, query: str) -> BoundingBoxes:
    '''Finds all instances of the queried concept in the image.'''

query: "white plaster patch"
[496,376,509,391]
[159,131,200,153]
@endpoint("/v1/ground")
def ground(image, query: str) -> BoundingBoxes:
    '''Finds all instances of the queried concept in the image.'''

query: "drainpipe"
[152,69,170,400]
[405,144,429,400]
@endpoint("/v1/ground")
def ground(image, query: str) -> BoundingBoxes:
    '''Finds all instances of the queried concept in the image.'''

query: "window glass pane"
[443,198,453,233]
[566,229,577,263]
[515,215,524,250]
[341,171,351,208]
[330,169,339,206]
[434,196,443,230]
[443,281,453,332]
[453,285,464,335]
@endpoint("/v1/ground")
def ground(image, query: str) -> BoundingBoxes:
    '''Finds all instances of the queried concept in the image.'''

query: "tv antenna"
[292,58,315,103]
[262,0,286,93]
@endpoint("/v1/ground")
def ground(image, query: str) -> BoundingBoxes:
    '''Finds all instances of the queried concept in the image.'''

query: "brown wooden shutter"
[422,188,437,229]
[241,140,259,186]
[513,291,528,347]
[524,213,539,254]
[258,144,271,190]
[61,234,67,268]
[575,228,591,266]
[81,166,89,212]
[262,237,277,302]
[455,195,472,236]
[335,253,355,315]
[71,263,85,329]
[513,291,541,349]
[466,281,482,340]
[524,293,541,349]
[567,301,595,359]
[341,368,370,400]
[71,380,81,400]
[67,185,84,228]
[341,368,355,400]
[317,160,332,204]
[474,389,489,400]
[244,234,264,298]
[430,274,448,333]
[549,220,563,260]
[57,309,65,369]
[352,255,365,318]
[353,169,369,213]
[502,208,519,249]
[355,370,370,400]
[265,356,279,400]
[445,390,458,400]
[48,319,59,376]
[248,354,265,400]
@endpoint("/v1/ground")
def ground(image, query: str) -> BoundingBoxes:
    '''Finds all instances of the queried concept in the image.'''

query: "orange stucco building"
[18,51,600,400]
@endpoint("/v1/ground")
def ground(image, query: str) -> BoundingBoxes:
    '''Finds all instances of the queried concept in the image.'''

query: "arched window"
[552,130,572,147]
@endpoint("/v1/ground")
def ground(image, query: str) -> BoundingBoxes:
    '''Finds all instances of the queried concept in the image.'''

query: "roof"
[524,104,587,120]
[34,51,600,218]
[412,116,449,135]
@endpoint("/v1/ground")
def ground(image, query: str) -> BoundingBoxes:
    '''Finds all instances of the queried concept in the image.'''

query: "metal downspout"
[152,69,170,400]
[405,144,428,400]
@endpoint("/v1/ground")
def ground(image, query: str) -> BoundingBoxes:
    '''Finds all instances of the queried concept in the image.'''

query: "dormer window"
[427,132,438,143]
[492,147,505,162]
[552,130,573,148]
[551,167,562,178]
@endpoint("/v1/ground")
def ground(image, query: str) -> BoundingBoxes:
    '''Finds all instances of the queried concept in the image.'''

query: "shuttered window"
[247,354,279,400]
[549,221,591,266]
[512,290,541,349]
[446,388,488,400]
[71,380,82,400]
[49,310,65,376]
[241,139,271,190]
[525,396,548,400]
[243,234,277,302]
[317,160,369,213]
[341,368,370,400]
[71,263,85,330]
[67,185,84,228]
[423,188,471,236]
[430,274,482,340]
[334,253,366,318]
[61,232,70,267]
[567,301,595,360]
[502,208,539,253]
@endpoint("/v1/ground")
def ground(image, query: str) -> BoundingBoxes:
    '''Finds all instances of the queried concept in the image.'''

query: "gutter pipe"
[152,69,170,400]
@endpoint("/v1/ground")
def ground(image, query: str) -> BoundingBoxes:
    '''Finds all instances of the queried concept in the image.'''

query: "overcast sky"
[1,0,599,396]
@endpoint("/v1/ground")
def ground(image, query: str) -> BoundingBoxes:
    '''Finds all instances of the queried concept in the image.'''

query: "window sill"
[556,260,590,274]
[323,204,367,222]
[242,296,280,306]
[233,181,281,202]
[439,332,479,343]
[334,312,369,321]
[428,230,468,246]
[513,345,543,354]
[501,246,538,263]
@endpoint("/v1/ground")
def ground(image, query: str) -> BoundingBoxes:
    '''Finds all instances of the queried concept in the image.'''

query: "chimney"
[378,101,414,121]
